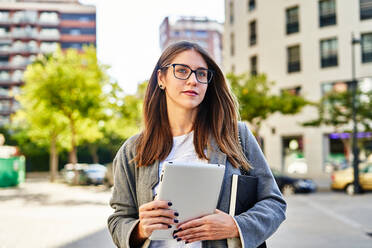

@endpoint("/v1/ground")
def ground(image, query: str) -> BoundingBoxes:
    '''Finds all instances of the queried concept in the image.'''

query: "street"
[0,176,371,248]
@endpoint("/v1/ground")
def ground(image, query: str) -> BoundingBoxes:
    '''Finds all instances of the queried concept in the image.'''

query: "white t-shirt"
[150,131,206,248]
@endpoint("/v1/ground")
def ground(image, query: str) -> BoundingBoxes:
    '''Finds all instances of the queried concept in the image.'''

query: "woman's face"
[158,49,209,112]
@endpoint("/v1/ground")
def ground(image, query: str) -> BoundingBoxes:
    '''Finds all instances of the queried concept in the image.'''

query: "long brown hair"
[134,41,251,170]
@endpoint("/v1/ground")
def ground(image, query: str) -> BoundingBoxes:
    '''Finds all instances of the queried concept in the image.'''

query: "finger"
[139,200,172,212]
[175,225,205,239]
[141,222,172,237]
[177,217,205,230]
[215,209,223,214]
[140,209,178,220]
[142,216,176,226]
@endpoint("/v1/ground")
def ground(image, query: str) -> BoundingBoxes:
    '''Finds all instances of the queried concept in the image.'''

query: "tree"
[20,45,108,181]
[104,81,147,141]
[228,73,309,145]
[303,87,372,160]
[12,102,70,181]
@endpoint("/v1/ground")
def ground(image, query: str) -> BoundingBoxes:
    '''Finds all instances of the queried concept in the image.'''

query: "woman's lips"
[182,90,198,96]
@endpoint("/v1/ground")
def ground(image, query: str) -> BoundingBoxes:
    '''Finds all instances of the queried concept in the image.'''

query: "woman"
[108,41,286,248]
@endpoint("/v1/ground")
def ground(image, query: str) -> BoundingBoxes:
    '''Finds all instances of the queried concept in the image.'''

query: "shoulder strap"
[237,122,250,175]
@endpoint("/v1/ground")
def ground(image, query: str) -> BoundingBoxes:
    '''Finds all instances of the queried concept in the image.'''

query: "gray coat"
[107,122,286,248]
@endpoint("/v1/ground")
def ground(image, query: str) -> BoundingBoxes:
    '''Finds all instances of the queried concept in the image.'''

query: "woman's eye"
[197,71,207,77]
[177,69,187,74]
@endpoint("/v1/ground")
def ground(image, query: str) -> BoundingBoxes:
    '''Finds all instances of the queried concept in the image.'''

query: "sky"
[79,0,225,94]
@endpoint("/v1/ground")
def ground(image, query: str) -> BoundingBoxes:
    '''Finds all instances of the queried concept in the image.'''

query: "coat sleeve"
[233,122,287,248]
[107,138,140,248]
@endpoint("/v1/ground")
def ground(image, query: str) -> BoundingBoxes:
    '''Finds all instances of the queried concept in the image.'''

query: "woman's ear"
[157,70,166,89]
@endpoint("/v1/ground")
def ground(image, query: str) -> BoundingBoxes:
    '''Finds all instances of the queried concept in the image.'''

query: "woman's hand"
[174,209,239,244]
[136,200,179,239]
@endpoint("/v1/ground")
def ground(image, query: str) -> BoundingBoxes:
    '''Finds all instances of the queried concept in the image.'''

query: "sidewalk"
[0,175,116,248]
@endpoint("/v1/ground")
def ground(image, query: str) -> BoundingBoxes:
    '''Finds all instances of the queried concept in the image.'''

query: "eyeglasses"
[162,63,214,84]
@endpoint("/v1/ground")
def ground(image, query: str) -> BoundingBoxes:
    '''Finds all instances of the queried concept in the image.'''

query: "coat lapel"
[207,136,231,212]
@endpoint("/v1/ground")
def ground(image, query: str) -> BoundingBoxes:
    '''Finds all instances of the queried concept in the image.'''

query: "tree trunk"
[49,133,58,182]
[89,144,99,164]
[69,118,79,185]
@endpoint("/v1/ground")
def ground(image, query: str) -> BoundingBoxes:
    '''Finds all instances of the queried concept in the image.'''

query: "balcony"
[12,11,38,24]
[38,30,60,41]
[38,19,60,26]
[11,29,38,39]
[287,61,301,73]
[321,56,338,68]
[0,32,10,39]
[0,62,10,69]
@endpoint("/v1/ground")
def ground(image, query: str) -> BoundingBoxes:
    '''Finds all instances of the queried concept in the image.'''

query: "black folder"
[230,174,267,248]
[230,174,258,215]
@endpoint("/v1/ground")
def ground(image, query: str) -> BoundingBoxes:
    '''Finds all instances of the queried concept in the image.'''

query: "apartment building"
[0,0,96,125]
[159,16,223,66]
[223,0,372,178]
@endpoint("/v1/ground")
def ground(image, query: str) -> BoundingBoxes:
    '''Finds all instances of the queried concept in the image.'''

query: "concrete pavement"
[1,175,371,248]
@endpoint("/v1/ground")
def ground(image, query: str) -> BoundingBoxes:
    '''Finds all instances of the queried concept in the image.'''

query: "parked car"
[62,163,107,185]
[271,168,317,195]
[331,162,372,195]
[84,164,107,185]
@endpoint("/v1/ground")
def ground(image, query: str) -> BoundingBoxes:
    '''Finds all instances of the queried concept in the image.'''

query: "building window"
[362,33,372,63]
[248,0,256,11]
[229,1,234,24]
[319,0,336,27]
[286,6,299,35]
[287,45,301,73]
[249,20,256,46]
[250,55,257,75]
[230,33,235,56]
[282,136,307,174]
[61,42,93,50]
[360,0,372,20]
[282,86,302,96]
[320,38,338,68]
[60,13,96,22]
[61,27,96,35]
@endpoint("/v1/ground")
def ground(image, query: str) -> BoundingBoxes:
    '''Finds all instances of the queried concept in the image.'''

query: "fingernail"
[173,235,178,239]
[174,212,179,217]
[174,219,179,223]
[177,238,181,242]
[168,202,172,206]
[185,241,189,244]
[168,224,172,228]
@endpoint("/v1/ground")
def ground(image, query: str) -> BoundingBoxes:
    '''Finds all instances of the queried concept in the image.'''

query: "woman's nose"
[186,71,198,85]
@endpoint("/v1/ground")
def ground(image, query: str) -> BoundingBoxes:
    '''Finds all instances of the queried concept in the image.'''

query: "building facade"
[159,16,223,66]
[0,0,96,125]
[223,0,372,178]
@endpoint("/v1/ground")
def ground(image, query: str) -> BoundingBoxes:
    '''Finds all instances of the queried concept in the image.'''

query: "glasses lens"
[196,69,210,83]
[174,64,191,80]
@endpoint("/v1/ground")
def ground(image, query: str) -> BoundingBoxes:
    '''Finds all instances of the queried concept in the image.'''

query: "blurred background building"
[223,0,372,178]
[159,16,223,66]
[0,0,96,125]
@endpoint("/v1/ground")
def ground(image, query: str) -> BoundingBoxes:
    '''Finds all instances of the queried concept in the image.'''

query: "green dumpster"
[0,156,26,187]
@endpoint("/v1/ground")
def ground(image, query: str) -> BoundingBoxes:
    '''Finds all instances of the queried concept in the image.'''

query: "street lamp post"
[351,33,361,194]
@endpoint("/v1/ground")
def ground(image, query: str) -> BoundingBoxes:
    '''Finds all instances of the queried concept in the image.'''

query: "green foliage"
[303,87,372,132]
[105,81,147,140]
[17,45,109,164]
[228,72,309,135]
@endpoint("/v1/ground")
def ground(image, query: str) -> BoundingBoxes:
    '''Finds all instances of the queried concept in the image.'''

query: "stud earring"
[159,84,164,90]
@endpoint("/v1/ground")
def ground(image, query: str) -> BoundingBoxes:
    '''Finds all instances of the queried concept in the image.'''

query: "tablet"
[149,161,225,240]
